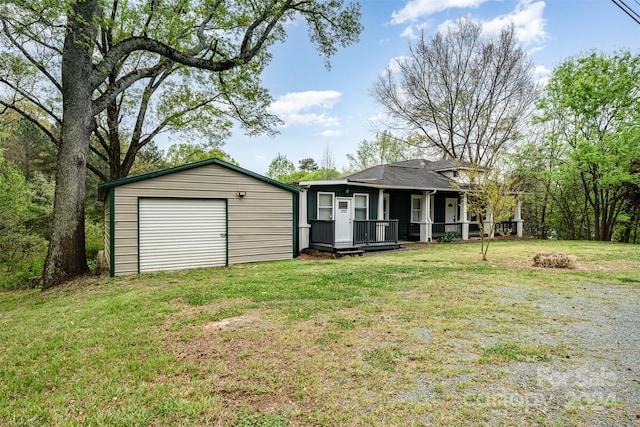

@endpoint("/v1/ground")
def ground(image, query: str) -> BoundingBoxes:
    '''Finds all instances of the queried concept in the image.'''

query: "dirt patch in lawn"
[202,312,260,331]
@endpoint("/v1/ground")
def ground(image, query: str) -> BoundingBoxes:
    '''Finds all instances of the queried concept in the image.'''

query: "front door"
[445,197,458,223]
[445,197,458,233]
[335,197,352,243]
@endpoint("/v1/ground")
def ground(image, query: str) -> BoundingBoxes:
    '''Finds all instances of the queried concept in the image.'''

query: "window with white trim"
[354,194,368,220]
[411,195,422,223]
[317,192,334,220]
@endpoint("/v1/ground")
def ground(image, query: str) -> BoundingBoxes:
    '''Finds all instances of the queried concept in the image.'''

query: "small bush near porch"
[1,240,639,426]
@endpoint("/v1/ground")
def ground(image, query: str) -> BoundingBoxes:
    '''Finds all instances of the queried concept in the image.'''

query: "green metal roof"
[98,157,300,198]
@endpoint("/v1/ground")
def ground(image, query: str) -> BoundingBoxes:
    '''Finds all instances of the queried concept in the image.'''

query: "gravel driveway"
[488,282,640,426]
[394,281,640,426]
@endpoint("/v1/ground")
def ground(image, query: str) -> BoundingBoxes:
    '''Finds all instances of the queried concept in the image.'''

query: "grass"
[0,240,639,426]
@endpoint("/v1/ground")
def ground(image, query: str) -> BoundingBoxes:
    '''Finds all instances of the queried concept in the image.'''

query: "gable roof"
[299,159,467,191]
[98,157,300,198]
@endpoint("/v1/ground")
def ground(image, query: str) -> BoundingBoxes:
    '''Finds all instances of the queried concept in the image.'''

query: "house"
[99,158,299,277]
[297,159,523,254]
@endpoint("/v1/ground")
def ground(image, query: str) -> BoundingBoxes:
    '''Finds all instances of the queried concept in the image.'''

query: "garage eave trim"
[98,158,301,198]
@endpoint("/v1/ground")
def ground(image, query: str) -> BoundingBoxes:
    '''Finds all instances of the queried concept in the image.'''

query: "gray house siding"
[387,190,412,239]
[305,185,380,221]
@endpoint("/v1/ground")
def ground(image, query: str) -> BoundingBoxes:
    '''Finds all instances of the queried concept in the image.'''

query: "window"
[354,194,368,220]
[411,196,422,223]
[318,193,334,220]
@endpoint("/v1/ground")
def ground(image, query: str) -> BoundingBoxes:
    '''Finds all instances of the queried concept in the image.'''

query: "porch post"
[484,206,495,239]
[515,197,523,238]
[461,193,469,241]
[377,189,385,242]
[421,191,432,242]
[298,189,310,251]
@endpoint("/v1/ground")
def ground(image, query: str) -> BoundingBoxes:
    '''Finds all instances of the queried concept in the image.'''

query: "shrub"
[440,232,460,243]
[85,220,104,262]
[0,227,47,290]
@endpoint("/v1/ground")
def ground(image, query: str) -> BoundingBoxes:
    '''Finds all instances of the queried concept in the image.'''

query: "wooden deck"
[309,219,401,256]
[310,241,401,256]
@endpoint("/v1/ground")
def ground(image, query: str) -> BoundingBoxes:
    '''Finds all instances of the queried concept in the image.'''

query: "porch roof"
[299,159,466,191]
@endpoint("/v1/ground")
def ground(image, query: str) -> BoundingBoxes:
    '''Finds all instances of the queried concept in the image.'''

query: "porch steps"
[335,248,365,257]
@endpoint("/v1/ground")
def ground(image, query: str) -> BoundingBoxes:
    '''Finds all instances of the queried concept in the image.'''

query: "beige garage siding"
[109,162,295,276]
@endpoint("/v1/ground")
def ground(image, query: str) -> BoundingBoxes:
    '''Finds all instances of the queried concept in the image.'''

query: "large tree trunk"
[42,0,97,288]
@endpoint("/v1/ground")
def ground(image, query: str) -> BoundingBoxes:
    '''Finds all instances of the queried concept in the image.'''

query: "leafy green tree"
[0,153,48,289]
[619,160,640,243]
[126,142,166,177]
[298,158,319,172]
[165,142,237,167]
[0,0,362,287]
[535,51,640,241]
[266,153,296,182]
[462,168,520,261]
[0,115,57,181]
[346,131,413,171]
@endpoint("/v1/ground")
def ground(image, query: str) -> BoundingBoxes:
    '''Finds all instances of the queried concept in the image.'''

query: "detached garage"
[99,158,299,277]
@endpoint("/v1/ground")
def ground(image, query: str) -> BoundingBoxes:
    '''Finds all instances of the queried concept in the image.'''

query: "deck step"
[335,248,365,257]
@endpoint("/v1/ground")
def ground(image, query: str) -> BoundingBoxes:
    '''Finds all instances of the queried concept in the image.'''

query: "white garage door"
[139,198,227,273]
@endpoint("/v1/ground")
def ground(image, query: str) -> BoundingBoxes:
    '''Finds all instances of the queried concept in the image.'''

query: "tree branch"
[0,77,62,126]
[87,161,108,182]
[1,24,62,92]
[0,99,59,146]
[91,60,171,113]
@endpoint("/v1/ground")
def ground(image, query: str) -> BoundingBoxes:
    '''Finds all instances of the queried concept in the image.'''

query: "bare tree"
[320,145,339,179]
[372,18,536,167]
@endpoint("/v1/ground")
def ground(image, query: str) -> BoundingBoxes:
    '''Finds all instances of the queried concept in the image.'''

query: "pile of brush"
[533,252,577,269]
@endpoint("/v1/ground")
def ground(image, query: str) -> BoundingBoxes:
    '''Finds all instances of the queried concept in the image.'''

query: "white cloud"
[400,26,417,39]
[385,55,408,74]
[268,90,342,128]
[436,18,459,35]
[433,1,547,47]
[533,64,551,86]
[367,112,388,126]
[394,0,547,48]
[268,90,341,115]
[286,113,340,128]
[391,0,487,24]
[533,64,551,76]
[481,0,547,45]
[322,129,343,137]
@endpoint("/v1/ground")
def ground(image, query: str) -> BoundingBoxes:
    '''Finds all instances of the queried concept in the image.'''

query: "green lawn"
[1,240,639,426]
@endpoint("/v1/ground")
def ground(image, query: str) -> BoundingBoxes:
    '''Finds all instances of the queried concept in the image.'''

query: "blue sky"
[189,0,640,174]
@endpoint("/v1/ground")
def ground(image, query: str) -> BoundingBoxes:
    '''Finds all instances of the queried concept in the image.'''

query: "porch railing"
[469,222,481,236]
[309,220,335,246]
[353,220,399,245]
[433,221,516,238]
[432,223,462,238]
[495,221,517,236]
